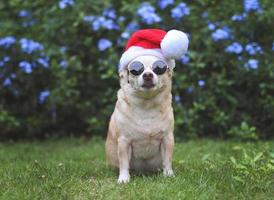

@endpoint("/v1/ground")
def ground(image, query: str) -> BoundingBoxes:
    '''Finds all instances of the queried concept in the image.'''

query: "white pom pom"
[161,30,189,59]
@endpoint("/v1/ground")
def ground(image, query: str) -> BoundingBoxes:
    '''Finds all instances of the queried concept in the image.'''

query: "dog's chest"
[128,114,163,158]
[115,95,174,159]
[129,109,170,139]
[128,111,169,158]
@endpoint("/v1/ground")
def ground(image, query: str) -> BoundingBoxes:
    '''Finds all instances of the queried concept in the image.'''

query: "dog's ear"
[167,68,173,78]
[119,69,129,88]
[166,60,175,78]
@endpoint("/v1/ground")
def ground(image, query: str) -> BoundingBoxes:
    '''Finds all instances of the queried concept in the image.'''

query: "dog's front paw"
[117,171,130,184]
[163,168,174,177]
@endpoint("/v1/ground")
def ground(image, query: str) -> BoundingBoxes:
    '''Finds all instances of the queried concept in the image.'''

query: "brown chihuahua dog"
[105,29,189,183]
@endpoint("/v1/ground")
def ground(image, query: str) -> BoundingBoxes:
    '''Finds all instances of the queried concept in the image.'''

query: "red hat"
[119,29,189,71]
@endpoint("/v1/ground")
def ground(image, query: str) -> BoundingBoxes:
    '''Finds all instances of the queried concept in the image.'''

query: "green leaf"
[236,164,247,170]
[232,146,242,150]
[254,152,263,162]
[232,176,245,183]
[230,156,236,164]
[270,152,274,158]
[202,154,210,161]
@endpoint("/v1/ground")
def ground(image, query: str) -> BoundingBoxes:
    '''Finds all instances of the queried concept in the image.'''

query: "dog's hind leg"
[105,129,119,168]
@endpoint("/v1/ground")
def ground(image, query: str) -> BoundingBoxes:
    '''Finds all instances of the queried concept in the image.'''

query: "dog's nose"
[143,72,153,81]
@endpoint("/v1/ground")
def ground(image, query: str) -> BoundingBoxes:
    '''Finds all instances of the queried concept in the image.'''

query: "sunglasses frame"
[128,60,168,76]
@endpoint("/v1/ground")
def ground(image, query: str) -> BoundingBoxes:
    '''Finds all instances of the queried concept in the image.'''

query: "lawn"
[0,137,273,200]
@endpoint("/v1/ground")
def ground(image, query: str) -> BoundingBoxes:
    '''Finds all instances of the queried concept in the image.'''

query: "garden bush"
[0,0,273,140]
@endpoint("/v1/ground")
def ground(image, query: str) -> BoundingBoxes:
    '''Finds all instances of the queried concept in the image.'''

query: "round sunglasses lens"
[128,61,144,76]
[152,60,167,75]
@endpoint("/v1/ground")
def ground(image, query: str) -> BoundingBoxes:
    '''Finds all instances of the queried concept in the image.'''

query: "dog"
[105,29,188,183]
[105,55,175,183]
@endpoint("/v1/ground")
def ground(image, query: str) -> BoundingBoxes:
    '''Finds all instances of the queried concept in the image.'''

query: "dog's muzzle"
[142,72,155,88]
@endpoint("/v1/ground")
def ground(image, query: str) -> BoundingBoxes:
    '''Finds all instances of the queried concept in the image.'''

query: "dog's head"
[119,55,173,97]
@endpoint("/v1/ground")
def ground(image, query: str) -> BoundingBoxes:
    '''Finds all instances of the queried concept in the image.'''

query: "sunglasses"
[128,60,168,76]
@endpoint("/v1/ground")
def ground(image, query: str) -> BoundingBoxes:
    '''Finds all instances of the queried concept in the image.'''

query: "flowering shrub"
[0,0,273,140]
[138,3,162,24]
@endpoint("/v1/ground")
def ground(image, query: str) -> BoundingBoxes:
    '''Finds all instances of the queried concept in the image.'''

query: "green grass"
[0,138,273,200]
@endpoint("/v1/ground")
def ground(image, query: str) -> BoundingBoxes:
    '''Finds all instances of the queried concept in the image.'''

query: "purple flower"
[125,22,139,32]
[97,38,112,51]
[84,7,119,31]
[157,0,174,10]
[198,80,205,87]
[88,16,119,31]
[91,17,104,31]
[244,0,262,12]
[60,46,67,54]
[103,7,116,19]
[245,59,259,69]
[272,42,274,51]
[211,27,231,41]
[0,36,16,48]
[19,61,32,73]
[59,0,74,9]
[83,15,96,22]
[0,56,10,67]
[19,38,44,54]
[181,55,190,64]
[37,57,49,68]
[59,60,68,68]
[231,13,246,21]
[171,3,190,20]
[208,23,216,30]
[18,10,31,17]
[187,86,193,93]
[4,56,10,62]
[174,95,181,104]
[10,73,16,79]
[22,19,37,27]
[118,16,125,22]
[137,3,161,25]
[225,42,243,54]
[121,32,130,39]
[104,19,119,30]
[3,78,12,86]
[39,90,50,103]
[245,42,263,55]
[202,12,208,18]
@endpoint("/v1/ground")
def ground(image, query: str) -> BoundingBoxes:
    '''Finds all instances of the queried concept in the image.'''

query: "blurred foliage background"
[0,0,273,140]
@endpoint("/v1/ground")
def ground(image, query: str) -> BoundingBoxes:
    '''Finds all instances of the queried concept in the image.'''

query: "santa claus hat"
[119,29,189,71]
